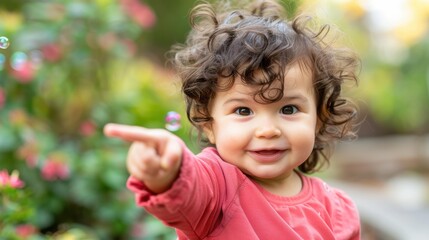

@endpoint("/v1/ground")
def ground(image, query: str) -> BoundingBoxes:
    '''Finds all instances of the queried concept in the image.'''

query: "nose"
[255,124,281,139]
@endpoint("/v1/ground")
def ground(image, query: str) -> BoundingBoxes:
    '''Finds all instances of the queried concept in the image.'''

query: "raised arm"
[104,123,182,193]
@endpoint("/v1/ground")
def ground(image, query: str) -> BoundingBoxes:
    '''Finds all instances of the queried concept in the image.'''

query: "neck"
[252,171,303,197]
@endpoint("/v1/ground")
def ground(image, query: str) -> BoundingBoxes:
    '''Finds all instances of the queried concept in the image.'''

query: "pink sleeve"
[331,189,361,240]
[127,146,228,239]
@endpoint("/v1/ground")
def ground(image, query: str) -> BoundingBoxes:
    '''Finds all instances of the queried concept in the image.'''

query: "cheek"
[215,125,246,147]
[213,122,248,154]
[289,124,316,155]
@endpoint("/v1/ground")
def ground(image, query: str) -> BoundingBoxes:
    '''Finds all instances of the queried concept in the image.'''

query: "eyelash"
[280,105,299,115]
[234,107,253,116]
[233,105,299,116]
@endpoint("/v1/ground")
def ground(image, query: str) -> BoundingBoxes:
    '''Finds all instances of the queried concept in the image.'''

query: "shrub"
[0,0,185,238]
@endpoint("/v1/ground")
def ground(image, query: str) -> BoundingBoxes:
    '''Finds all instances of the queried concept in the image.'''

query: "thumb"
[160,137,183,171]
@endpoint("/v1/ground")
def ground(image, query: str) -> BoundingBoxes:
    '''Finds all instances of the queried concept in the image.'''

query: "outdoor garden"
[1,0,428,239]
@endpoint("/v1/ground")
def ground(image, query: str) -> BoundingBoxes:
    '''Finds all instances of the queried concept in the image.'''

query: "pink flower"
[41,158,70,181]
[15,224,38,238]
[120,0,156,28]
[0,87,5,109]
[41,43,62,62]
[10,61,36,83]
[0,170,25,188]
[79,120,97,136]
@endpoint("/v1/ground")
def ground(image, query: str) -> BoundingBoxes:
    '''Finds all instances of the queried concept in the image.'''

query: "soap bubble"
[0,36,10,49]
[165,111,181,132]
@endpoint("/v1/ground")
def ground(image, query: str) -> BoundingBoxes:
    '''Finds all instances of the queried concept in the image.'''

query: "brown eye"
[234,107,253,116]
[281,105,298,115]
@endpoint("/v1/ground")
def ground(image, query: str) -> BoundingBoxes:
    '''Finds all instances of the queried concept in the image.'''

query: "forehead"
[283,62,314,90]
[218,62,314,99]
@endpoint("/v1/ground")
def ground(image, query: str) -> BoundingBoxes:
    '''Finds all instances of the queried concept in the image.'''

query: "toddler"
[104,0,361,239]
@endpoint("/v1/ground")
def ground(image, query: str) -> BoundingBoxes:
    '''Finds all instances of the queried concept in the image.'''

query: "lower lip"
[247,150,286,163]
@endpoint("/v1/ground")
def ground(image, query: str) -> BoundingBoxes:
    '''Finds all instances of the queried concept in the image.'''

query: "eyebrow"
[223,97,251,106]
[282,94,309,103]
[222,93,310,105]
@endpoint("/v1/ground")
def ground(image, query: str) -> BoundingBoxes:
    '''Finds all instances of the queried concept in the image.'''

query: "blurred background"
[0,0,428,239]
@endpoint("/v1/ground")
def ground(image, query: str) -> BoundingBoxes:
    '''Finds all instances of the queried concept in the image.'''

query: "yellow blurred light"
[394,20,427,46]
[412,0,429,16]
[339,0,366,18]
[95,0,112,8]
[393,0,429,46]
[0,11,23,32]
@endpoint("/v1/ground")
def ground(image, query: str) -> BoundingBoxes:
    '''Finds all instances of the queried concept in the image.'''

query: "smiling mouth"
[248,149,286,163]
[254,150,283,155]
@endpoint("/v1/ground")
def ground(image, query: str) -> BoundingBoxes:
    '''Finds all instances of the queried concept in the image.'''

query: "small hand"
[104,123,183,193]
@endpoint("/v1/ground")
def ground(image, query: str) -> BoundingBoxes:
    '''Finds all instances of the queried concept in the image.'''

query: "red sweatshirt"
[127,146,361,240]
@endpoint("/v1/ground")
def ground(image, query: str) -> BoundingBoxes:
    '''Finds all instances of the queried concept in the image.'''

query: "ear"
[202,124,215,144]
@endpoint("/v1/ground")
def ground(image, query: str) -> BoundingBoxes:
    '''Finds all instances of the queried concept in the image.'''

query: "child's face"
[204,63,317,183]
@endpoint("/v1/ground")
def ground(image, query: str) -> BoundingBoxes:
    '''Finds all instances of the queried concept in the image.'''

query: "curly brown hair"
[170,0,360,173]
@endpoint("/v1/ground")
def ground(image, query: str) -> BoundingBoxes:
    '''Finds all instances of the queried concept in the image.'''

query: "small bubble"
[165,111,181,132]
[0,36,10,49]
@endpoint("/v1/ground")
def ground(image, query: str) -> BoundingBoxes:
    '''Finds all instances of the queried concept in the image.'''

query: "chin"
[247,170,284,180]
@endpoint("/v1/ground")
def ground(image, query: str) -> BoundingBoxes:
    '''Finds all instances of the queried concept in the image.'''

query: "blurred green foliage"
[0,184,34,235]
[0,0,186,238]
[358,35,429,132]
[317,0,429,134]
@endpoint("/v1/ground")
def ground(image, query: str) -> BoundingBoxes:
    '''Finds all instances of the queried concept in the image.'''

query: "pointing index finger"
[104,123,165,143]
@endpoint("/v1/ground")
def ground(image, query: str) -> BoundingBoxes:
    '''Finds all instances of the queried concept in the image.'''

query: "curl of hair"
[170,0,360,173]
